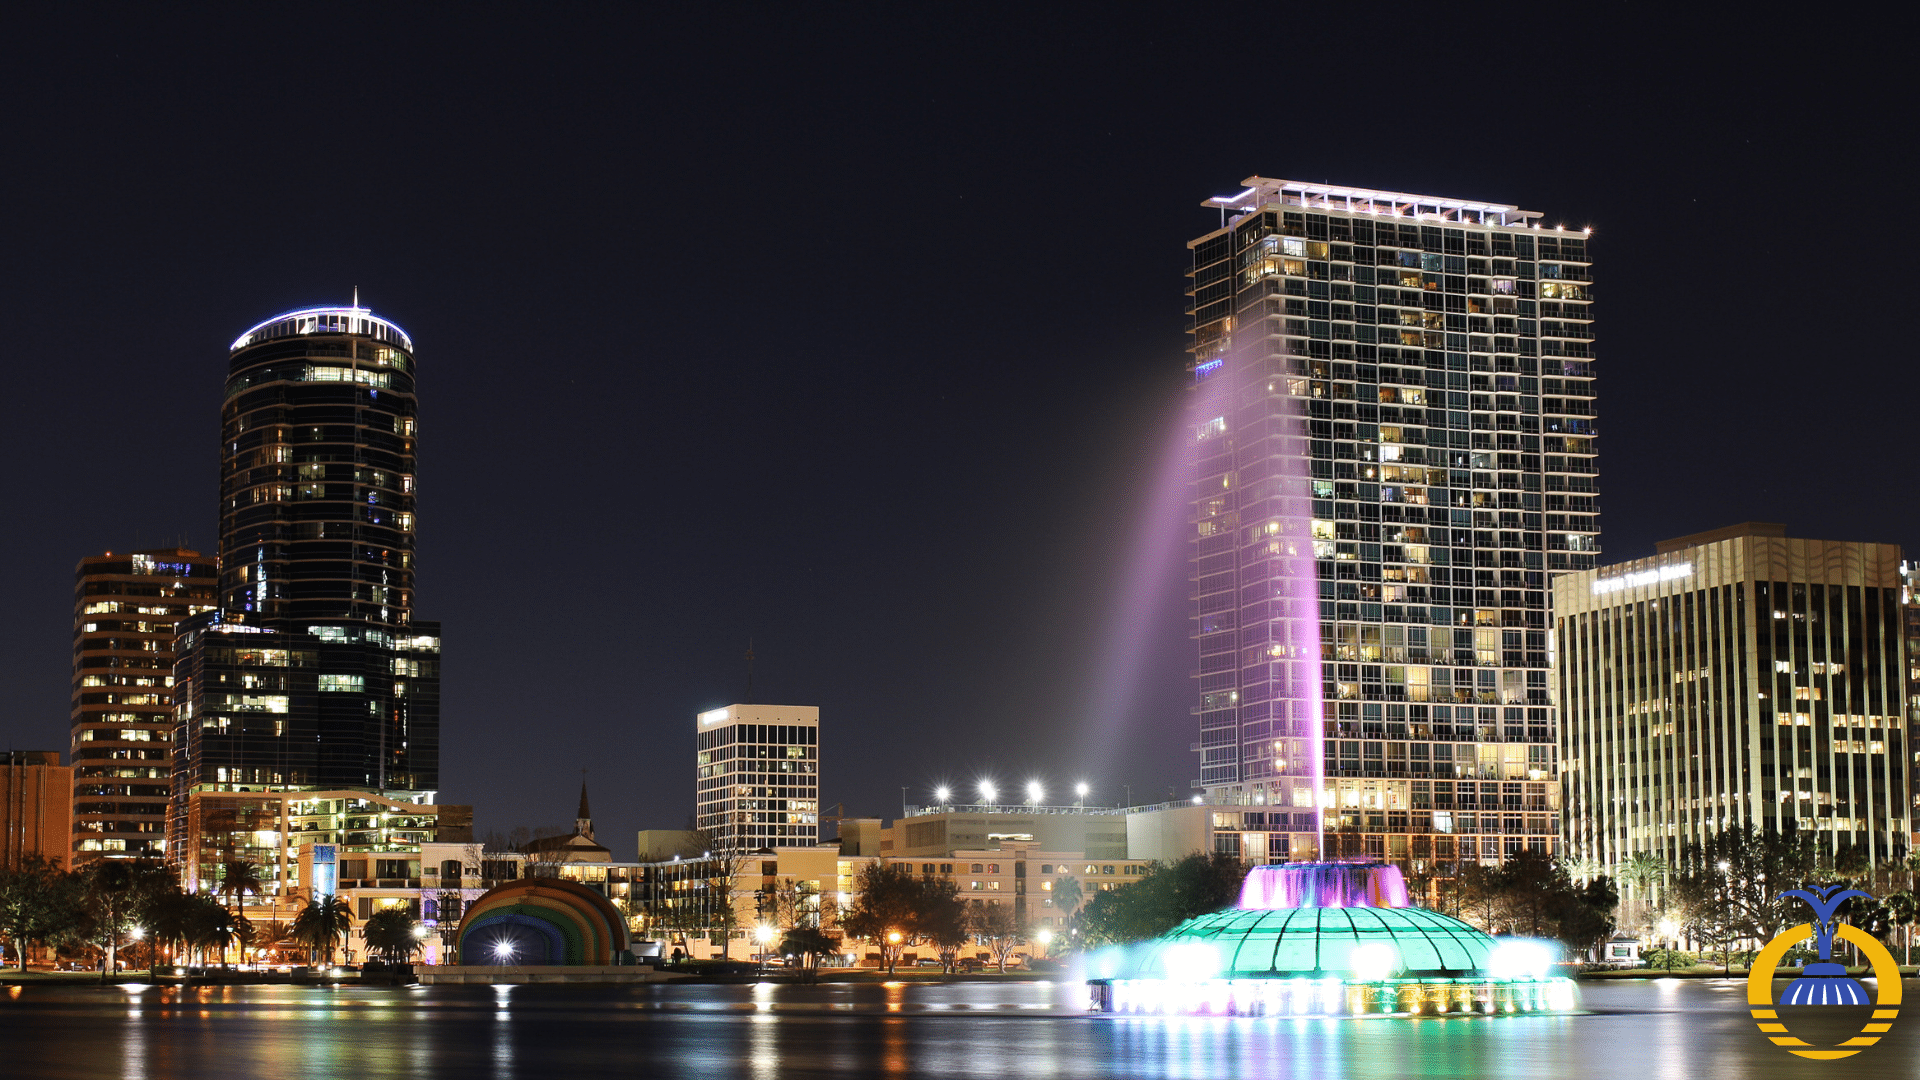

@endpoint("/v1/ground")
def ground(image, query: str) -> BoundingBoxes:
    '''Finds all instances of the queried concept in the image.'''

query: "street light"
[1026,780,1044,805]
[935,785,951,804]
[979,781,997,806]
[1074,782,1089,807]
[1036,929,1053,958]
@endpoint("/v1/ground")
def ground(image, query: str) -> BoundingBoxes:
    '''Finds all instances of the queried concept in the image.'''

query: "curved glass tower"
[220,307,418,628]
[170,304,442,885]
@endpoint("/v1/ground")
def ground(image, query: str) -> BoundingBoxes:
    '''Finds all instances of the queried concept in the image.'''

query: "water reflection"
[0,979,1913,1079]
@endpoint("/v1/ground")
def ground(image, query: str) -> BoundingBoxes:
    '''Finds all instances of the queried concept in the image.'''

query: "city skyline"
[0,9,1908,852]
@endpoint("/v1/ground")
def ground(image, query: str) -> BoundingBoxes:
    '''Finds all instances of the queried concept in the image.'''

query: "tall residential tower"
[70,548,217,863]
[1186,179,1596,869]
[170,305,442,891]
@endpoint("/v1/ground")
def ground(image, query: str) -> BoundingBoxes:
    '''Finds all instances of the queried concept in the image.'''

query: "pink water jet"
[1236,862,1410,910]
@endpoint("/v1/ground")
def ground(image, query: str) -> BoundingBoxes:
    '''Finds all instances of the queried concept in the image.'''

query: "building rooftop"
[1202,176,1544,226]
[1654,521,1788,554]
[230,305,413,354]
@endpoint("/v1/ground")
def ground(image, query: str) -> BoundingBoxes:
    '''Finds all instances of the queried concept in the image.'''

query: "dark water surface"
[2,977,1916,1079]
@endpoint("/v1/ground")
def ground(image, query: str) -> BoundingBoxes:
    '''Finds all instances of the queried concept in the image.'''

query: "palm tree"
[186,896,237,966]
[292,896,354,966]
[251,920,293,966]
[1618,852,1667,935]
[361,908,423,965]
[219,861,265,917]
[1051,875,1085,944]
[145,891,196,971]
[1884,891,1919,967]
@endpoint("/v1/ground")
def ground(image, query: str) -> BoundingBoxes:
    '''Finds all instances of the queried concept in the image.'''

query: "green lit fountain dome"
[1116,863,1496,980]
[1131,905,1495,979]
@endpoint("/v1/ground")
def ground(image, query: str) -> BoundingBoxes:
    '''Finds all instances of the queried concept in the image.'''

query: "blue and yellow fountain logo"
[1748,885,1901,1060]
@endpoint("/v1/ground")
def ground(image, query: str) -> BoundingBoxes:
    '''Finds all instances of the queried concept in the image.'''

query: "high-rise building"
[695,704,820,852]
[69,548,218,863]
[1558,524,1910,873]
[2,751,74,871]
[169,304,442,892]
[1185,179,1595,868]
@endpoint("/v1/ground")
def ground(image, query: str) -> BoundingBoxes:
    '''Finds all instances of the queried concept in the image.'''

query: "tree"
[1616,852,1667,934]
[778,927,836,983]
[292,896,354,965]
[252,919,294,965]
[840,861,924,973]
[145,890,198,969]
[1443,862,1505,933]
[1557,877,1619,961]
[1050,875,1085,935]
[188,897,238,966]
[80,858,171,980]
[1073,853,1245,946]
[917,879,971,973]
[970,902,1026,973]
[1884,891,1919,966]
[219,860,265,916]
[0,854,78,970]
[362,908,423,963]
[769,878,823,932]
[685,828,752,950]
[1671,824,1817,960]
[1497,851,1566,937]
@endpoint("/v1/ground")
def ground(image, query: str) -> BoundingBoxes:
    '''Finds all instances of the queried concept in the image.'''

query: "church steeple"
[576,775,594,841]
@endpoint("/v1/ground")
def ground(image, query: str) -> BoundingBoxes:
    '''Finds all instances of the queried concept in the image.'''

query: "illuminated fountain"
[1087,862,1575,1017]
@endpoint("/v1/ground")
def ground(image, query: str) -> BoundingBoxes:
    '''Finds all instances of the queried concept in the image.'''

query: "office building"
[695,704,820,851]
[1557,524,1910,873]
[1907,561,1920,853]
[169,304,443,887]
[1185,179,1592,867]
[1,751,73,871]
[69,548,218,863]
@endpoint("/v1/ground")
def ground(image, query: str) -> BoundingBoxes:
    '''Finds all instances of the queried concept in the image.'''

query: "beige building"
[1556,523,1911,875]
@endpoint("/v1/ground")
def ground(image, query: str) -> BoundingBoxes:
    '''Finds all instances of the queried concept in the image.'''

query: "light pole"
[755,924,775,970]
[1074,782,1089,809]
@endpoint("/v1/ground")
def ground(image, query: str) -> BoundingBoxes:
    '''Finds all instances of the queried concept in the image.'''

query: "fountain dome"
[1087,862,1575,1017]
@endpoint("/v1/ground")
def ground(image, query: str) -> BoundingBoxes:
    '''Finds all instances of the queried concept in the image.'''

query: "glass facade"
[1186,180,1594,869]
[69,549,218,863]
[218,311,417,629]
[170,306,441,872]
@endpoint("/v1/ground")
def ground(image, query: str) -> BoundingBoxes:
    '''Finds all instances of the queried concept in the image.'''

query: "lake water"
[1,977,1913,1079]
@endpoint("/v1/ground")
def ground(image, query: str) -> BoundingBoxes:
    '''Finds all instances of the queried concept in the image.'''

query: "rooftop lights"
[979,781,997,804]
[935,785,951,803]
[1026,780,1044,804]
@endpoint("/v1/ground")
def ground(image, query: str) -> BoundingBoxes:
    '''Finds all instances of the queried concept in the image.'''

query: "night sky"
[0,9,1906,852]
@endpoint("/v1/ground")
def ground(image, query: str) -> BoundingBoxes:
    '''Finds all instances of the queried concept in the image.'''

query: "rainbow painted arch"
[456,878,631,966]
